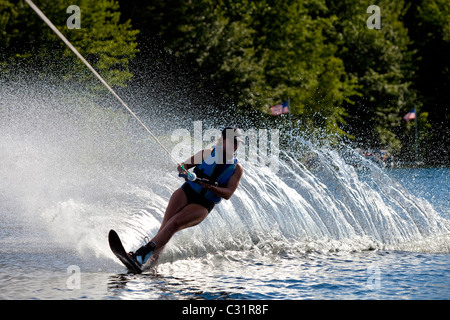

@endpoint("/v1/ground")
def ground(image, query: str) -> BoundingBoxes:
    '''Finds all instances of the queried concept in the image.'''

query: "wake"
[1,81,449,271]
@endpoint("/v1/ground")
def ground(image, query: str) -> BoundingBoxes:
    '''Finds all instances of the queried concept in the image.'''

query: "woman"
[128,126,244,267]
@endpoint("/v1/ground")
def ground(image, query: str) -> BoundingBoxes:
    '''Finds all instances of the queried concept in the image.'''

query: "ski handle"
[178,173,219,187]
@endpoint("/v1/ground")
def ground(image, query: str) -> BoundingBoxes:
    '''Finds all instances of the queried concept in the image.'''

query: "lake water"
[1,164,448,300]
[1,82,449,300]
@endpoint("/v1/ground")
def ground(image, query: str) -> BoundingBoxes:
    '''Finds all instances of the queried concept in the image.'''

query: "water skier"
[128,127,244,267]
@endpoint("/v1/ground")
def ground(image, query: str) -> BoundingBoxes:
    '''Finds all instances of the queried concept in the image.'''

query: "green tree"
[116,0,448,162]
[327,0,416,154]
[248,0,358,139]
[127,0,358,138]
[404,0,450,165]
[1,0,139,87]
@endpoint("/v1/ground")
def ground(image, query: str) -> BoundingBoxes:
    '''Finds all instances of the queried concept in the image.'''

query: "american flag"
[270,101,289,116]
[403,109,416,123]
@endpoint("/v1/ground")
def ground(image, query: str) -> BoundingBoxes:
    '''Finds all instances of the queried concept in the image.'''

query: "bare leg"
[158,188,188,232]
[132,190,209,266]
[151,203,209,250]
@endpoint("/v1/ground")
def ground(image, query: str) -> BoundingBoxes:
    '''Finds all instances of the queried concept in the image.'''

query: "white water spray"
[24,0,194,180]
[1,81,448,266]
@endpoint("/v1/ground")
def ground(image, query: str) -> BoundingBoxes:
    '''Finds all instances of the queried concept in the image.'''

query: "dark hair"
[221,126,244,144]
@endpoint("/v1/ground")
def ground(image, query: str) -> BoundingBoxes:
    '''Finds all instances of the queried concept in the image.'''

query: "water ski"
[108,229,142,274]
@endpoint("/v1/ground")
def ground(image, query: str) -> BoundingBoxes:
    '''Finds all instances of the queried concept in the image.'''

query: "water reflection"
[103,250,450,300]
[106,271,243,300]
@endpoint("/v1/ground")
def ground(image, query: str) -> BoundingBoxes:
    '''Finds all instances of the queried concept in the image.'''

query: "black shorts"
[181,182,216,213]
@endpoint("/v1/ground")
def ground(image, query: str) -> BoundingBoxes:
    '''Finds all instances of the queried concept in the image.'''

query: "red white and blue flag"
[403,109,416,123]
[270,101,289,116]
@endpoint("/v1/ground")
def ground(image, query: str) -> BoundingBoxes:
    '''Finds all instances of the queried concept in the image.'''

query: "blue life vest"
[187,147,238,204]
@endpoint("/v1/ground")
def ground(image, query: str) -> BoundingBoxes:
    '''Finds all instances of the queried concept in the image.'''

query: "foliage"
[2,0,449,164]
[125,0,360,138]
[1,0,139,87]
[405,0,450,164]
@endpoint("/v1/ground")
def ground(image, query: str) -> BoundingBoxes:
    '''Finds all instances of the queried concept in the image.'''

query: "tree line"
[1,0,448,165]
